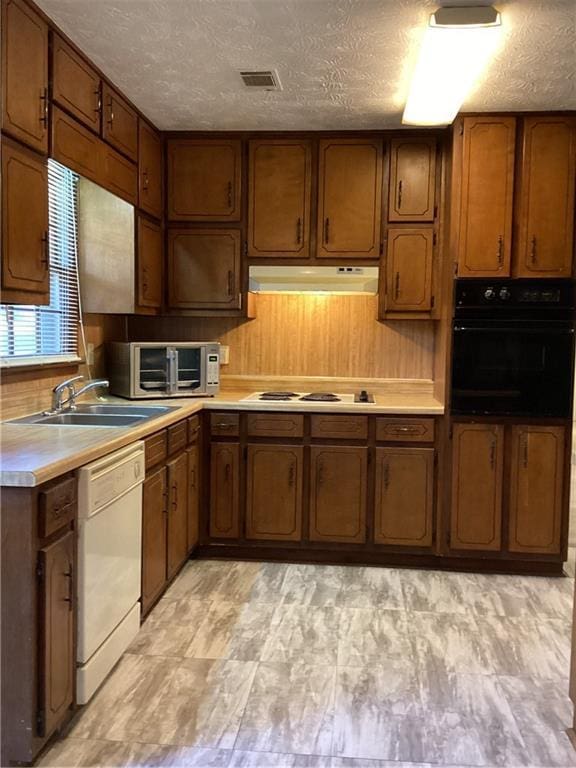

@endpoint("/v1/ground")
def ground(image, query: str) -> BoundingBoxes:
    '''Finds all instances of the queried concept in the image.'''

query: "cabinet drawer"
[144,430,167,471]
[311,415,368,440]
[188,414,201,442]
[376,417,435,443]
[247,413,304,438]
[38,476,76,538]
[210,413,240,437]
[167,421,188,456]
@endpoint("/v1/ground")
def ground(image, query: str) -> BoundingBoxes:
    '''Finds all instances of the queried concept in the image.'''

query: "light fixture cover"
[402,5,501,126]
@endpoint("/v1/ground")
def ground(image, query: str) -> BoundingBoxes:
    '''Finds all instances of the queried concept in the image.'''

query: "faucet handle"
[52,375,84,393]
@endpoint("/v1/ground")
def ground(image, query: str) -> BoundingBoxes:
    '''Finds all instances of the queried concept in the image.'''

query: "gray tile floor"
[41,556,576,768]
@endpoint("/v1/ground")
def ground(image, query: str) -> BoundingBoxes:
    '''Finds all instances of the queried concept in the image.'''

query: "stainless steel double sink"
[9,403,178,428]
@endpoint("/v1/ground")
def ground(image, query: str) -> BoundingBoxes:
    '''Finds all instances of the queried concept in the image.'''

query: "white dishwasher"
[76,441,145,704]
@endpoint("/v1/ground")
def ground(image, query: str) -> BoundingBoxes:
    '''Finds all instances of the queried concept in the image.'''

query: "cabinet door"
[38,531,74,738]
[52,34,101,132]
[167,452,189,578]
[374,447,434,547]
[210,443,240,539]
[99,141,138,206]
[309,446,367,543]
[167,139,242,221]
[389,138,436,222]
[141,466,167,614]
[246,445,303,541]
[317,138,383,258]
[167,229,241,310]
[187,444,200,552]
[509,425,564,554]
[51,105,101,184]
[457,117,515,277]
[450,423,503,551]
[385,228,433,312]
[1,139,49,305]
[137,215,162,309]
[248,139,312,257]
[102,83,138,162]
[515,117,576,278]
[138,120,163,219]
[1,0,48,152]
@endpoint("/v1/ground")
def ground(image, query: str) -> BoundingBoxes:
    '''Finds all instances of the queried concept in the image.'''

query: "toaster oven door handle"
[166,349,179,395]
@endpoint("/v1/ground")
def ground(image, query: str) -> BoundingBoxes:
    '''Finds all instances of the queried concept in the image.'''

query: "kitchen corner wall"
[128,294,435,381]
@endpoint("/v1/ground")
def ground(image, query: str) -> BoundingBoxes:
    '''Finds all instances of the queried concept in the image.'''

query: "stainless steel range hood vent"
[249,266,379,295]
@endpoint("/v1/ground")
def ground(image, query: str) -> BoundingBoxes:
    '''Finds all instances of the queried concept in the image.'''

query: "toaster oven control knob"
[499,287,511,301]
[484,287,496,300]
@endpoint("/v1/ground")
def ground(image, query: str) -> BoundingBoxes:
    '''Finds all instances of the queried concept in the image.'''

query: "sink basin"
[8,403,178,428]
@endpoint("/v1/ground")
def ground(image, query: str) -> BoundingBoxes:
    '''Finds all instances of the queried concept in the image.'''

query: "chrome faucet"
[50,376,109,412]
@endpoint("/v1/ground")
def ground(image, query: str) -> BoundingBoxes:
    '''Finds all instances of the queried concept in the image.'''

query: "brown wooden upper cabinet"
[2,138,49,305]
[508,425,564,554]
[450,423,503,551]
[456,116,515,277]
[384,228,433,313]
[210,442,240,539]
[514,117,576,277]
[101,83,138,162]
[138,120,163,219]
[167,229,241,310]
[167,139,242,221]
[246,445,303,541]
[248,139,312,258]
[136,215,162,310]
[2,0,49,153]
[388,138,436,222]
[52,33,101,133]
[317,138,383,259]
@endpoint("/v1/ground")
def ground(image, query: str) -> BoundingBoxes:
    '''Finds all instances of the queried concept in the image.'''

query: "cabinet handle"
[215,422,233,429]
[143,170,149,191]
[39,87,48,127]
[394,425,420,434]
[106,98,114,128]
[497,235,504,266]
[142,266,149,297]
[40,232,49,269]
[227,181,233,209]
[288,463,295,487]
[397,179,403,210]
[94,89,102,114]
[63,563,73,611]
[227,270,234,297]
[224,463,231,482]
[383,460,390,490]
[317,461,325,485]
[324,217,330,244]
[489,439,496,469]
[523,436,529,469]
[394,271,400,300]
[296,217,302,245]
[530,236,537,264]
[172,483,178,509]
[190,467,197,489]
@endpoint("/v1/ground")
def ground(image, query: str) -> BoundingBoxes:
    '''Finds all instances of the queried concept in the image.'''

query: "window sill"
[0,355,82,371]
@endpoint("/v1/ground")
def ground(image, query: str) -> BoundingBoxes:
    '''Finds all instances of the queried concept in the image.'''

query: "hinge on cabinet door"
[433,232,437,246]
[36,559,44,581]
[243,241,248,258]
[434,205,438,219]
[36,709,45,736]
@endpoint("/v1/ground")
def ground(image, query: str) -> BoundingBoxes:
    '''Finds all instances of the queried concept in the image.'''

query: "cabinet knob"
[394,271,400,300]
[40,232,49,270]
[324,217,330,245]
[497,235,504,266]
[39,88,48,127]
[397,179,403,210]
[296,217,302,245]
[106,98,114,128]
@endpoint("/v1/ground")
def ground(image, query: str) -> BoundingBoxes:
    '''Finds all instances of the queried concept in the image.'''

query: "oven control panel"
[455,279,574,309]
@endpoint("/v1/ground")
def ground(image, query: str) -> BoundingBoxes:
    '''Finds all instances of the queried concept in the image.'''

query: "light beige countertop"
[1,389,443,488]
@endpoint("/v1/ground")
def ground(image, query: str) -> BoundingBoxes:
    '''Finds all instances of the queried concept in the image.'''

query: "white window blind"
[0,159,81,366]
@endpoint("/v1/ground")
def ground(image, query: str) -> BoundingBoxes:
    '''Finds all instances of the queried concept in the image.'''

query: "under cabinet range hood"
[248,266,379,295]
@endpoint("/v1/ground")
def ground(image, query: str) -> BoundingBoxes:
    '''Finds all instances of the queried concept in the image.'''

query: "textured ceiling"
[36,0,576,130]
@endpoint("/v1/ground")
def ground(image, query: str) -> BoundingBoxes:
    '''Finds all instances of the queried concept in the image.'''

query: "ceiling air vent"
[239,70,282,91]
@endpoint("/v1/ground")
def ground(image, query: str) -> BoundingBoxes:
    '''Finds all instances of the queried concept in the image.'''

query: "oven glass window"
[139,347,169,392]
[176,347,202,391]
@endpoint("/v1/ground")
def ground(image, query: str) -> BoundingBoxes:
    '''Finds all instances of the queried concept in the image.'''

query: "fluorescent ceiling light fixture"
[402,6,502,126]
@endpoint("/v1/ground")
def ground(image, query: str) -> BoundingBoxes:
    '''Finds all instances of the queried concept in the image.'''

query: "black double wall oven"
[451,279,576,418]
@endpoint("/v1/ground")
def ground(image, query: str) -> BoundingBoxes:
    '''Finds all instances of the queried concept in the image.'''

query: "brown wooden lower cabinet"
[210,442,240,538]
[141,466,168,614]
[309,446,367,544]
[246,444,303,541]
[374,447,434,547]
[187,443,200,552]
[167,452,189,578]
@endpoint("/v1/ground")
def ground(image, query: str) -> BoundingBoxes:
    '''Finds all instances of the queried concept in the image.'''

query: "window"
[0,160,80,366]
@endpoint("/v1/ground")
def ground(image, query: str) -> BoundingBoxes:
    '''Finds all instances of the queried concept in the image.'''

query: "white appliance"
[248,266,379,294]
[76,442,145,704]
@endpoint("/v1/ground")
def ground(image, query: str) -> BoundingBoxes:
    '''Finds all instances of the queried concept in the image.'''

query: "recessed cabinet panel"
[385,228,433,312]
[309,446,367,543]
[101,83,138,162]
[52,34,101,132]
[138,120,163,219]
[167,452,188,578]
[515,117,576,277]
[2,0,48,152]
[246,445,303,541]
[167,139,242,221]
[248,139,312,257]
[317,139,383,258]
[457,117,515,277]
[508,425,564,554]
[210,443,240,539]
[51,105,101,183]
[2,139,49,304]
[388,138,436,222]
[450,423,503,551]
[137,216,162,310]
[168,229,241,310]
[374,447,434,547]
[141,466,167,614]
[187,444,200,552]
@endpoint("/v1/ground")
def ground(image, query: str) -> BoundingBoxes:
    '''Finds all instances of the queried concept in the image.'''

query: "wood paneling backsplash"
[128,295,435,380]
